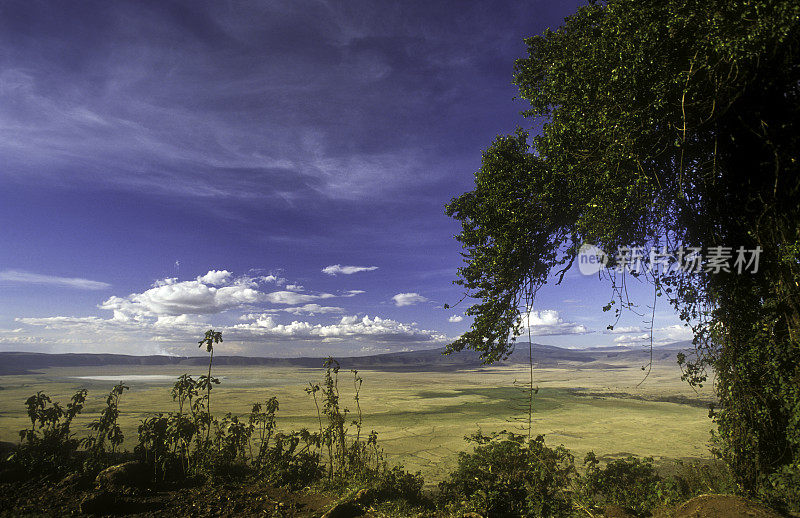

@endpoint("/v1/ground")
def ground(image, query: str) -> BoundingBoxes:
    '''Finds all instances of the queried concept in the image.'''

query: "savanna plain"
[0,349,716,484]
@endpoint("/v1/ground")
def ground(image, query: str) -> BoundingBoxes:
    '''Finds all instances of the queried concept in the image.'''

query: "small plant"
[321,358,349,477]
[260,429,323,489]
[198,329,222,443]
[83,383,129,456]
[11,389,88,475]
[249,397,279,465]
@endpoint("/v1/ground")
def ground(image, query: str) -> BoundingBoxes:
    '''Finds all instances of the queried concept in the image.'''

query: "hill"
[0,341,692,375]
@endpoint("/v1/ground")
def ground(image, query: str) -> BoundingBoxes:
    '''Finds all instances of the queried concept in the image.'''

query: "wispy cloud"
[603,325,645,334]
[322,264,379,275]
[0,270,110,290]
[448,315,463,323]
[392,292,428,307]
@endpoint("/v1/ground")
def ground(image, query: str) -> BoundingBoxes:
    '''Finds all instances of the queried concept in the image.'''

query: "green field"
[0,357,716,483]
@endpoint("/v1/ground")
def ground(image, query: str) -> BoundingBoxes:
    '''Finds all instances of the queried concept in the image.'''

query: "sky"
[0,0,691,357]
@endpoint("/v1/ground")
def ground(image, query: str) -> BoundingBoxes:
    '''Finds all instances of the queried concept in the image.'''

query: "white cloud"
[95,271,343,318]
[392,292,428,307]
[613,333,650,346]
[196,270,232,285]
[282,304,345,316]
[658,324,694,342]
[232,314,445,343]
[448,315,463,323]
[0,269,111,290]
[322,264,379,275]
[100,279,263,317]
[10,269,450,355]
[263,291,335,304]
[522,310,590,336]
[603,325,645,334]
[606,325,693,346]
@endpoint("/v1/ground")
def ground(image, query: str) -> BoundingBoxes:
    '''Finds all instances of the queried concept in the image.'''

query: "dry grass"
[0,356,716,483]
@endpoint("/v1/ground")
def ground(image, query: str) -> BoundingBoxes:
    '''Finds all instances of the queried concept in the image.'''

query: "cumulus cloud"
[100,277,263,318]
[95,271,344,319]
[232,314,445,344]
[0,269,111,290]
[196,270,232,285]
[448,315,463,323]
[392,292,428,307]
[523,310,590,336]
[11,269,449,355]
[322,264,379,275]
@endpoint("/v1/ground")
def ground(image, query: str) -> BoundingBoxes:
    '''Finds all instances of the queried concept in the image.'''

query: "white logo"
[577,243,608,275]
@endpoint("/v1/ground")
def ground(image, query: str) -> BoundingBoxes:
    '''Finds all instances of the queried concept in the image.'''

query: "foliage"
[438,430,576,517]
[661,460,738,505]
[128,333,394,493]
[374,465,424,504]
[445,0,800,508]
[258,429,323,489]
[580,453,662,516]
[313,359,383,480]
[81,382,129,470]
[9,389,87,474]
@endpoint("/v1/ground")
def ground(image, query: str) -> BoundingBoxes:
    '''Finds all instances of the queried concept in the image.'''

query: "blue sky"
[0,0,690,356]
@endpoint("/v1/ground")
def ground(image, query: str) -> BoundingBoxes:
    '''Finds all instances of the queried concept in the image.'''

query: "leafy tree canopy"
[446,0,799,508]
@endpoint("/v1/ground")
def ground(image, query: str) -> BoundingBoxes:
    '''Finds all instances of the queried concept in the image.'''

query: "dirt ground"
[1,476,790,518]
[0,477,336,517]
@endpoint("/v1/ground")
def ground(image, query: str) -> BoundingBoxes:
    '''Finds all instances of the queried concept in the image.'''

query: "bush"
[258,429,323,489]
[664,460,738,504]
[9,389,87,475]
[439,430,575,517]
[580,453,661,516]
[375,465,424,503]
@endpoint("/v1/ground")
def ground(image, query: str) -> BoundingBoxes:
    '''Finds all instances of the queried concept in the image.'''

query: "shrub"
[10,389,87,475]
[81,383,129,472]
[259,429,323,489]
[439,430,575,517]
[580,453,661,516]
[374,465,424,504]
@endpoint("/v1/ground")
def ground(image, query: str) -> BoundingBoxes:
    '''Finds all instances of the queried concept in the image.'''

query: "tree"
[446,0,800,509]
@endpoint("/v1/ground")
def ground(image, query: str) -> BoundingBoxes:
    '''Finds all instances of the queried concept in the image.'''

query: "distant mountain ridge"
[0,341,692,375]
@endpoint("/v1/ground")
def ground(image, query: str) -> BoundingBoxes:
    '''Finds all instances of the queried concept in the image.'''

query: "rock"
[352,487,379,506]
[671,493,784,518]
[602,504,636,518]
[321,500,365,518]
[80,490,120,515]
[95,461,149,488]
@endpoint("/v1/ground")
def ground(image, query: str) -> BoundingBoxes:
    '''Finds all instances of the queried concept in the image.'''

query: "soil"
[0,477,338,517]
[0,479,789,518]
[655,493,786,518]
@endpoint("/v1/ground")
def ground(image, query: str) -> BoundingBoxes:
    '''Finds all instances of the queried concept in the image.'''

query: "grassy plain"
[0,355,716,483]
